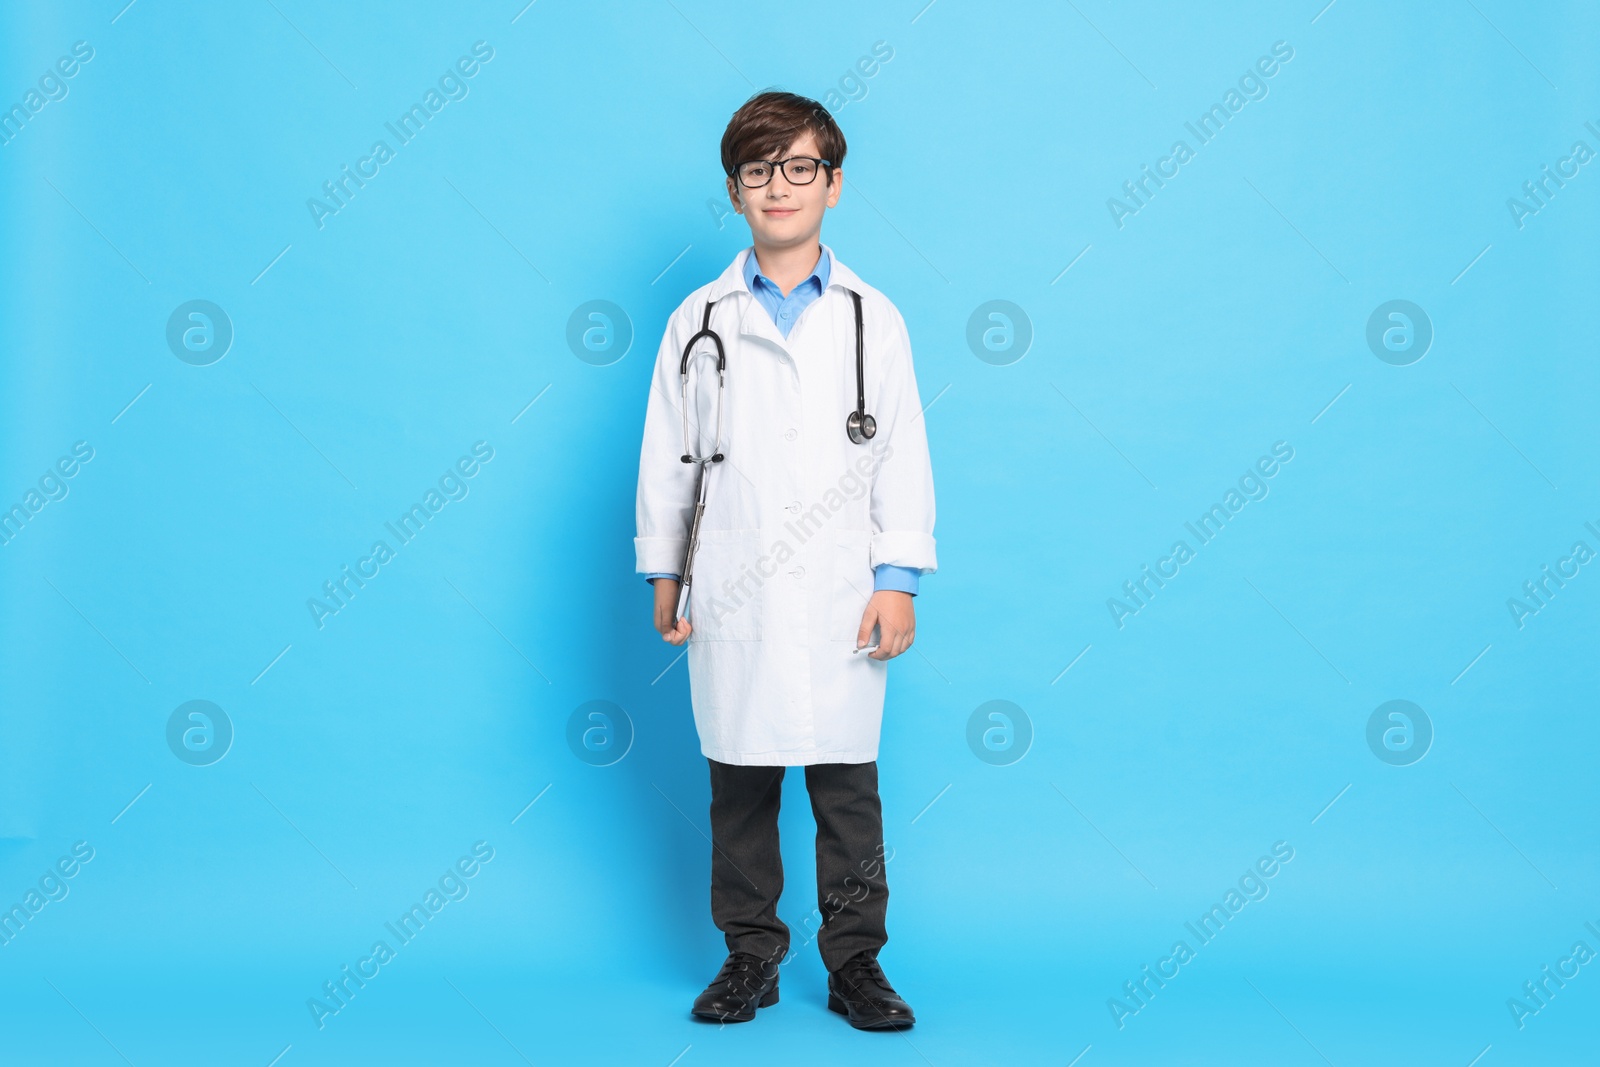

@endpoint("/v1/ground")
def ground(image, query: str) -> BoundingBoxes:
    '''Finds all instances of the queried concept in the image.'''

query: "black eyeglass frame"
[730,155,835,188]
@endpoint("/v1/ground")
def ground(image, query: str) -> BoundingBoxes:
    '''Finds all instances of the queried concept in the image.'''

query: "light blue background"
[3,1,1598,1064]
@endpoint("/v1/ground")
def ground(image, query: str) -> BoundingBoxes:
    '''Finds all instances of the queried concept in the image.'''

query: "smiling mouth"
[764,208,797,215]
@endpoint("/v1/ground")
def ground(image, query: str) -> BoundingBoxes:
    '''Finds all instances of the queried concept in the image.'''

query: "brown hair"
[720,91,847,180]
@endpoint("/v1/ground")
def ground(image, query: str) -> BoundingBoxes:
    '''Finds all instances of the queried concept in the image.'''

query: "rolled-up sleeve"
[635,306,697,575]
[867,303,937,575]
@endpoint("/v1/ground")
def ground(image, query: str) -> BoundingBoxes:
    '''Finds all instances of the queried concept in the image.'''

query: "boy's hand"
[858,590,915,660]
[652,578,692,644]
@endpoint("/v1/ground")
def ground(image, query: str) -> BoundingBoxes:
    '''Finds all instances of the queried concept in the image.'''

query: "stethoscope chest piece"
[846,409,876,444]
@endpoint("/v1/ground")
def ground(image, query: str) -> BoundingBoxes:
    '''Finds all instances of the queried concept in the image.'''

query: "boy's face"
[726,130,842,251]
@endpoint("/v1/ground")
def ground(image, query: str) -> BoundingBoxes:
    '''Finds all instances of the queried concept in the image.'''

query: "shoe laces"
[835,952,889,994]
[721,951,777,984]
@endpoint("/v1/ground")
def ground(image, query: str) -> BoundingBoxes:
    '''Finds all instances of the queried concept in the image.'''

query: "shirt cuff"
[873,564,920,596]
[644,572,680,584]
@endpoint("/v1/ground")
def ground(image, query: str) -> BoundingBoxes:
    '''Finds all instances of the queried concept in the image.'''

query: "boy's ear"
[826,168,843,208]
[727,175,744,214]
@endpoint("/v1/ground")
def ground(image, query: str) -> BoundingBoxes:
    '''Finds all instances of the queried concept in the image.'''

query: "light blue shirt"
[743,244,830,339]
[645,247,920,597]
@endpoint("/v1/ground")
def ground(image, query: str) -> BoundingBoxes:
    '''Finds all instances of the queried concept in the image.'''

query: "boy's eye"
[789,162,813,178]
[741,163,771,180]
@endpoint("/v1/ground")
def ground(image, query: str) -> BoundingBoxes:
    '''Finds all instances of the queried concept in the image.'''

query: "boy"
[634,91,935,1030]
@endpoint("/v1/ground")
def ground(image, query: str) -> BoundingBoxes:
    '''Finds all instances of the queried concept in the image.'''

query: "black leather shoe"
[691,951,781,1023]
[827,952,916,1030]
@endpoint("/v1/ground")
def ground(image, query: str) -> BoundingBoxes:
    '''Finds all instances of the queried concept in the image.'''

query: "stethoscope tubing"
[678,287,873,466]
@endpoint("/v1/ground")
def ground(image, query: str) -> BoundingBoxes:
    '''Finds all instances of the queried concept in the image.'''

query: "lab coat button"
[790,566,805,579]
[784,428,797,440]
[787,501,800,513]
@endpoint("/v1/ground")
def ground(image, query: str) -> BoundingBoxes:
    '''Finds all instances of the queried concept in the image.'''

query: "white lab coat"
[634,245,937,766]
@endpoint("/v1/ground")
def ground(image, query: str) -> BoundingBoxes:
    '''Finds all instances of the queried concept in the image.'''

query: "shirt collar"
[706,243,862,304]
[742,245,832,298]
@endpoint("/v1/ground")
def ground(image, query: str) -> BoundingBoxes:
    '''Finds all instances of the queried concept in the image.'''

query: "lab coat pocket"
[687,529,764,641]
[828,530,877,643]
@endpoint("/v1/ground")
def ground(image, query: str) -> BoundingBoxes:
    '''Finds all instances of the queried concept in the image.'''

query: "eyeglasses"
[732,156,833,188]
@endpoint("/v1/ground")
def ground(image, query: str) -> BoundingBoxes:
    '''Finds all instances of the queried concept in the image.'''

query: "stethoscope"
[678,287,874,462]
[673,288,875,622]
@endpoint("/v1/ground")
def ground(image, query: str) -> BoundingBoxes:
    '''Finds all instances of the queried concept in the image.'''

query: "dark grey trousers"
[707,758,890,974]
